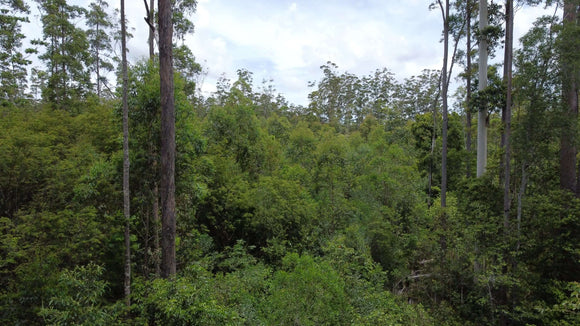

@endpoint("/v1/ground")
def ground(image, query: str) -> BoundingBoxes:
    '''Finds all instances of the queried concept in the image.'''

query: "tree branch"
[143,0,155,32]
[438,0,446,23]
[143,0,150,17]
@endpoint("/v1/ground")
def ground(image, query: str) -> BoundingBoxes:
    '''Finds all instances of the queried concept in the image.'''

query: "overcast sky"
[188,0,445,105]
[27,1,558,106]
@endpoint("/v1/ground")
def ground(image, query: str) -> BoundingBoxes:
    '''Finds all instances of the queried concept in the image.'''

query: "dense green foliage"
[0,0,579,325]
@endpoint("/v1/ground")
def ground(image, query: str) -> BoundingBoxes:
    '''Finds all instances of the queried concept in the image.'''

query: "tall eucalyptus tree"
[437,0,451,208]
[159,0,176,278]
[559,0,580,195]
[434,0,468,207]
[120,0,131,305]
[502,0,513,227]
[464,0,477,177]
[477,0,488,177]
[142,0,160,277]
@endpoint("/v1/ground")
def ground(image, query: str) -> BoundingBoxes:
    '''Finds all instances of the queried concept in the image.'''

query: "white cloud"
[187,0,451,104]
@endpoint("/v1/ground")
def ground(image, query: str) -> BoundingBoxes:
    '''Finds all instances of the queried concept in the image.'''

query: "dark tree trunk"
[560,1,579,195]
[159,0,176,278]
[150,0,159,276]
[477,0,488,177]
[500,2,514,325]
[153,182,161,276]
[143,0,159,276]
[121,0,131,305]
[503,0,513,230]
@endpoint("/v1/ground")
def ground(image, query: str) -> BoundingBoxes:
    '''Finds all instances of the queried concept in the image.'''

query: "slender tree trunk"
[500,3,514,324]
[560,0,579,195]
[60,10,67,101]
[434,1,466,204]
[516,163,527,253]
[428,113,436,207]
[149,0,160,276]
[150,0,155,58]
[96,22,101,98]
[503,0,513,230]
[153,182,161,276]
[429,74,442,208]
[121,0,131,306]
[466,1,473,178]
[159,0,176,278]
[477,0,488,177]
[142,0,159,277]
[439,0,450,208]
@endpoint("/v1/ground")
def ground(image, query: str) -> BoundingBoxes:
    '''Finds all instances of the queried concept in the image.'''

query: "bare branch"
[143,0,155,32]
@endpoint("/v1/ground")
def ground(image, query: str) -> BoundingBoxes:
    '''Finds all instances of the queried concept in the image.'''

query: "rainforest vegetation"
[0,0,579,325]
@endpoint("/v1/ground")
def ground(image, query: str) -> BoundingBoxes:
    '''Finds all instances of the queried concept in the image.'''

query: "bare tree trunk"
[150,0,159,276]
[429,1,465,208]
[121,0,131,306]
[560,0,579,195]
[96,22,101,98]
[142,0,159,277]
[438,0,450,208]
[500,3,514,324]
[159,0,176,278]
[153,181,161,276]
[428,74,442,208]
[516,163,527,253]
[466,1,473,178]
[477,0,488,177]
[503,0,513,230]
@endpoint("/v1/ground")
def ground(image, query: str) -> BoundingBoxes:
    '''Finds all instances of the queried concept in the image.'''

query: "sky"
[188,0,444,105]
[26,1,558,106]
